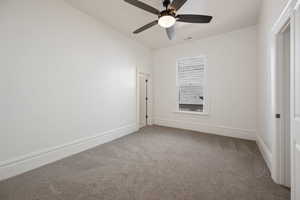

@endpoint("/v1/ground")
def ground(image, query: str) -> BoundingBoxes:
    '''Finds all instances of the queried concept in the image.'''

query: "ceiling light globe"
[158,15,176,28]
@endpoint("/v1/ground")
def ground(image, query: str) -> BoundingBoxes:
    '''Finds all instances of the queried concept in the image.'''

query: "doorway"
[270,1,300,198]
[138,73,150,128]
[273,22,291,188]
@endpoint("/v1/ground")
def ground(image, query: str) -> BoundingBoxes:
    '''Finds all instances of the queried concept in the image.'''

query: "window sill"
[173,111,209,116]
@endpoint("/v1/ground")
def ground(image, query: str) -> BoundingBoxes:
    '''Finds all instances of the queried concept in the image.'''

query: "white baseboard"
[256,135,273,171]
[153,118,256,141]
[0,124,137,181]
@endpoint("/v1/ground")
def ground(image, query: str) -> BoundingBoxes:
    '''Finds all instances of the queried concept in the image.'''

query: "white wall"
[256,0,290,165]
[0,0,151,179]
[152,26,257,140]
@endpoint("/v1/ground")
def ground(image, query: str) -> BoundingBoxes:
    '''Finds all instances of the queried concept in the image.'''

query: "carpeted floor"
[0,126,290,200]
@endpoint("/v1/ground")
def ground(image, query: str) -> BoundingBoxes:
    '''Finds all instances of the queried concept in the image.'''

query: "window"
[177,56,207,113]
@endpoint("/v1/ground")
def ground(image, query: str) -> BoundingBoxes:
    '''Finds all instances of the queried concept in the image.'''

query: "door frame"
[270,0,299,195]
[136,68,152,130]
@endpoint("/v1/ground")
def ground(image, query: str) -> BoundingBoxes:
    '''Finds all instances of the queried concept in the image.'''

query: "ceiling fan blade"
[133,20,158,34]
[124,0,160,15]
[166,26,175,40]
[177,14,213,23]
[170,0,188,11]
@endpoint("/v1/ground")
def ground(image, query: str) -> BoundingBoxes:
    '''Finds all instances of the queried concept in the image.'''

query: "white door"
[139,76,147,128]
[291,4,300,199]
[282,25,291,187]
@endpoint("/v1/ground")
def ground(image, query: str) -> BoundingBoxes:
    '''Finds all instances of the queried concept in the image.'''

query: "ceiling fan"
[124,0,213,40]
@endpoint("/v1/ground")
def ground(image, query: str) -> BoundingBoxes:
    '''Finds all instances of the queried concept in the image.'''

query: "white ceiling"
[65,0,261,49]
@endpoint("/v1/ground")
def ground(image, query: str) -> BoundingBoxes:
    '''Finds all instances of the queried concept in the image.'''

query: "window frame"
[175,56,209,115]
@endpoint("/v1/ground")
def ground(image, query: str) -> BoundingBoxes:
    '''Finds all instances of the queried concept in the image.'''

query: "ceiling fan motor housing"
[159,10,176,18]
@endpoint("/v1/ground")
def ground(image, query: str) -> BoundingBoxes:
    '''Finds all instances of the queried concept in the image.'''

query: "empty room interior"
[1,0,300,199]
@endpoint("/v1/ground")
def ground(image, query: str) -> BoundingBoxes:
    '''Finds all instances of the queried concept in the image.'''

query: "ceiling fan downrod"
[163,0,171,9]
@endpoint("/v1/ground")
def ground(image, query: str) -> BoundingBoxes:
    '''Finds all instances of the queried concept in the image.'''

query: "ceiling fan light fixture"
[158,15,176,28]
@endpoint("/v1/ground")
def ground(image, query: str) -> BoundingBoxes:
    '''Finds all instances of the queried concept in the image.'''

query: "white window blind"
[177,56,206,112]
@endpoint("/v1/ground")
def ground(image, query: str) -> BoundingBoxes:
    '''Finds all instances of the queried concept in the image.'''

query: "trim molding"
[0,124,137,181]
[153,118,256,141]
[257,135,273,171]
[272,0,298,33]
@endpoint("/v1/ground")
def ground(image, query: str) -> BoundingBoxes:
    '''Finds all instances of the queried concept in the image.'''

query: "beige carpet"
[0,126,290,200]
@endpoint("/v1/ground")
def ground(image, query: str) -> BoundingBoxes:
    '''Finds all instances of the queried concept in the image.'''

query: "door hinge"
[276,114,281,119]
[145,97,148,101]
[146,115,148,119]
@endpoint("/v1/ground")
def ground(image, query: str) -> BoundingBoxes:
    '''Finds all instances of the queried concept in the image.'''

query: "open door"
[291,4,300,199]
[139,74,149,128]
